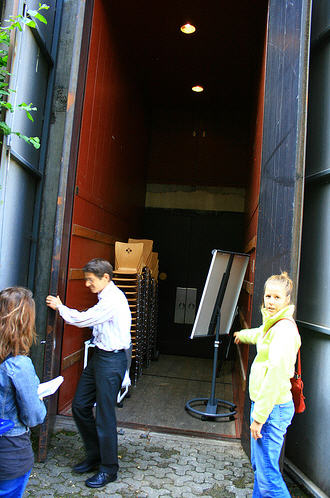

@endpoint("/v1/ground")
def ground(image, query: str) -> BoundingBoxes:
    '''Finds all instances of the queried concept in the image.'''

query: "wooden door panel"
[57,0,148,414]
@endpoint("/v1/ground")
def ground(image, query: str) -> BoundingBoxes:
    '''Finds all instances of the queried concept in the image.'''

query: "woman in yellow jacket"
[234,272,300,497]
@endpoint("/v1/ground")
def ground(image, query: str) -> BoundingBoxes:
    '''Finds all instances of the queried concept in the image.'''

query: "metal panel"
[305,43,330,177]
[287,1,330,494]
[310,0,330,44]
[174,287,186,324]
[0,159,36,287]
[297,182,330,328]
[26,0,56,54]
[37,0,86,462]
[252,0,312,319]
[0,0,60,292]
[9,26,48,167]
[286,326,330,495]
[185,288,197,324]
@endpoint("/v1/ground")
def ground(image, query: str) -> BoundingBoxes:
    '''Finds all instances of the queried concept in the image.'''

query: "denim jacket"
[0,355,46,436]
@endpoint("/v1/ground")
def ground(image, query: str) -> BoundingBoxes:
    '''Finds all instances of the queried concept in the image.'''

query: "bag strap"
[279,319,302,375]
[265,317,297,336]
[268,318,302,374]
[296,348,302,377]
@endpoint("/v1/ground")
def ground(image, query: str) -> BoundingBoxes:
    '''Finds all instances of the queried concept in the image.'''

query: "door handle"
[174,288,197,324]
[174,287,187,323]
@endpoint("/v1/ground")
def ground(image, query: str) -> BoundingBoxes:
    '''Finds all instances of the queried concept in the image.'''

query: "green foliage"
[0,3,49,150]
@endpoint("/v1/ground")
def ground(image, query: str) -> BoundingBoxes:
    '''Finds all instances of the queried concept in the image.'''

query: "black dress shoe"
[72,459,99,474]
[85,471,117,488]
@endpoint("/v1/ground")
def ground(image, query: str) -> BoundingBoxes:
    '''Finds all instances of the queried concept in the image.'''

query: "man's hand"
[250,420,263,440]
[46,295,62,310]
[233,332,241,344]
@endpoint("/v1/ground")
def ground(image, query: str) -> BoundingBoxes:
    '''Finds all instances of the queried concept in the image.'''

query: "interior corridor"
[117,354,239,439]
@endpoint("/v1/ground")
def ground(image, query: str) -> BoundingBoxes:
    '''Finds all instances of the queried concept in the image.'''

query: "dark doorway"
[144,208,244,357]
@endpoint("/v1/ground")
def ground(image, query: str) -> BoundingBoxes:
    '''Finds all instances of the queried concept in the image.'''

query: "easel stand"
[185,310,236,420]
[185,254,237,420]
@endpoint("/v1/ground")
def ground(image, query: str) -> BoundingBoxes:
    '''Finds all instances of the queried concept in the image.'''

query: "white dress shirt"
[57,281,131,351]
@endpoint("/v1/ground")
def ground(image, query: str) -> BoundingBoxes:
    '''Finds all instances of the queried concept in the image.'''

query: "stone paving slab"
[24,428,311,497]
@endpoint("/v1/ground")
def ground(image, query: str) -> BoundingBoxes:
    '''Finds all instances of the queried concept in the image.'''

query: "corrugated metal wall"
[286,1,330,494]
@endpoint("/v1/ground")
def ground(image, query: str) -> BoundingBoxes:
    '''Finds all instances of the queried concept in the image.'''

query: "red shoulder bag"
[290,348,306,413]
[271,318,306,414]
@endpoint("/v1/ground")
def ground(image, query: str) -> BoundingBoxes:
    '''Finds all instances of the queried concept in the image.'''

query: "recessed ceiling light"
[180,23,196,34]
[192,85,204,93]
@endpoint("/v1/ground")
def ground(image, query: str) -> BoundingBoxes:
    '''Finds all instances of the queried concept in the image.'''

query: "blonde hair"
[264,271,293,302]
[0,287,36,362]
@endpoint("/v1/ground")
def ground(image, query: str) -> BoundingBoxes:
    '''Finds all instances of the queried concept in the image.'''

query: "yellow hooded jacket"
[238,305,301,424]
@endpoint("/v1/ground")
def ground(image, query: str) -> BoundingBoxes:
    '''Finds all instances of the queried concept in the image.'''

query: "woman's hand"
[233,332,241,344]
[46,295,62,310]
[250,420,263,440]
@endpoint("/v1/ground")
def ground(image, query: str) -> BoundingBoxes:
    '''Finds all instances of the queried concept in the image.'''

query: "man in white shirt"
[46,258,131,489]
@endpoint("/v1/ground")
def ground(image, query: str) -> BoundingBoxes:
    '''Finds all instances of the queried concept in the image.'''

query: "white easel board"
[190,250,249,338]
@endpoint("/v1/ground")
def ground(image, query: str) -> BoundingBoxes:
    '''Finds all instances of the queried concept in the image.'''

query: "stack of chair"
[148,252,159,361]
[113,239,159,385]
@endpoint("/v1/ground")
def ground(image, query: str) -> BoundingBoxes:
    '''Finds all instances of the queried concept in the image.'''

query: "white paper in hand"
[38,376,64,397]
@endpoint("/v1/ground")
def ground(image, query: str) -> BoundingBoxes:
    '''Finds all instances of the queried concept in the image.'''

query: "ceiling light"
[180,23,196,34]
[192,85,204,93]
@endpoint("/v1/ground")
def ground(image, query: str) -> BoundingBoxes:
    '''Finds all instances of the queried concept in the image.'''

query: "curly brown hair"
[0,287,36,362]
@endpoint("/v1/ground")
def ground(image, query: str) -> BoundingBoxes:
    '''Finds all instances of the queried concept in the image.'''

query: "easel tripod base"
[185,397,236,420]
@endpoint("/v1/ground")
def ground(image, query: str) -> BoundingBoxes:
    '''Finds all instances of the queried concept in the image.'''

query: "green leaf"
[0,121,11,135]
[13,132,41,149]
[18,103,37,112]
[12,21,23,31]
[34,13,47,24]
[0,101,13,111]
[0,4,48,150]
[0,33,9,44]
[25,20,36,28]
[26,111,34,121]
[29,137,41,149]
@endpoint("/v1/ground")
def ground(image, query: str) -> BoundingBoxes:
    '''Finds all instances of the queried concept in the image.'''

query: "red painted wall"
[244,26,268,323]
[58,0,148,413]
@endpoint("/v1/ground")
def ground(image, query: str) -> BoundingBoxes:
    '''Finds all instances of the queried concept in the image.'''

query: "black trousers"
[72,347,127,474]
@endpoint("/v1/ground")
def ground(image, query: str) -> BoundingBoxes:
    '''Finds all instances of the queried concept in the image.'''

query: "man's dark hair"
[83,258,113,279]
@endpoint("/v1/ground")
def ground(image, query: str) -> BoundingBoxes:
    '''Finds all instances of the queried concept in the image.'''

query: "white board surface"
[190,250,249,338]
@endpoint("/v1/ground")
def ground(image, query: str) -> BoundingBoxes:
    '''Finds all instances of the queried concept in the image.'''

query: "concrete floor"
[117,355,238,438]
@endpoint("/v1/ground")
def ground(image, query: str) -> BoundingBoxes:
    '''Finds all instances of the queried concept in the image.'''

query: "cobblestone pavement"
[25,428,311,497]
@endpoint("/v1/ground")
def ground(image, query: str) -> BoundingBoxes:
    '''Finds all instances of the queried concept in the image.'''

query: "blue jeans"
[0,469,31,497]
[250,400,294,497]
